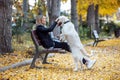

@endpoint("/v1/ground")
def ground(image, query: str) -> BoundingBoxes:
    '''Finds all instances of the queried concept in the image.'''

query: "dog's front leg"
[59,34,67,42]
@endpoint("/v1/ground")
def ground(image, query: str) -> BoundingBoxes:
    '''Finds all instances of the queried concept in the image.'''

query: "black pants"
[54,41,71,52]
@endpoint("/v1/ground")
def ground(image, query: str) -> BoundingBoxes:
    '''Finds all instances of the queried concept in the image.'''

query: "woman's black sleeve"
[37,22,57,32]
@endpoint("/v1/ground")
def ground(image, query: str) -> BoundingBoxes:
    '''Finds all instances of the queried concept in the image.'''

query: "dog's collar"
[64,20,70,24]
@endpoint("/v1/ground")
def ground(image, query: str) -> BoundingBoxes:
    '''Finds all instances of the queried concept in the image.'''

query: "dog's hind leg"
[73,57,79,71]
[80,48,93,57]
[79,58,84,71]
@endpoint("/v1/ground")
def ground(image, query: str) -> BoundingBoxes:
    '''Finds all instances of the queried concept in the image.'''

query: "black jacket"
[36,22,57,48]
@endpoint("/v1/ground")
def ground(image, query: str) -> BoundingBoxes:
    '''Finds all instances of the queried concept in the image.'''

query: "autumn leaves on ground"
[0,39,120,80]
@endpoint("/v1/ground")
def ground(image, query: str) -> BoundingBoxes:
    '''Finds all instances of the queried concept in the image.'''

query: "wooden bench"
[30,30,65,68]
[92,30,105,47]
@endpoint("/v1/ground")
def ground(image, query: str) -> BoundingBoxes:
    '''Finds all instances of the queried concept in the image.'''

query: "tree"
[47,0,61,39]
[77,0,120,17]
[31,0,46,16]
[87,3,95,38]
[71,0,79,32]
[95,4,100,33]
[12,0,28,43]
[22,0,29,29]
[0,0,12,54]
[77,0,120,38]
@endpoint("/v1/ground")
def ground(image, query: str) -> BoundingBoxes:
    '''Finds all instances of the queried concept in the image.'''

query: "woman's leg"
[54,41,71,52]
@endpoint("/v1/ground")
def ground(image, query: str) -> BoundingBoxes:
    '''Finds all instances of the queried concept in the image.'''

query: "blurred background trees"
[77,0,120,38]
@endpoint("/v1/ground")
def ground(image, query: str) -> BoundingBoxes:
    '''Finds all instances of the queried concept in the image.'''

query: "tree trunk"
[79,14,82,26]
[22,0,29,30]
[95,4,100,34]
[0,59,33,72]
[71,0,79,33]
[79,15,84,37]
[106,15,109,23]
[23,0,28,21]
[0,0,12,54]
[87,3,95,38]
[47,0,61,39]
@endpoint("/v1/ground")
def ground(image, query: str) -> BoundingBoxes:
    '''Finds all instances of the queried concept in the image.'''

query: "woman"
[35,15,71,52]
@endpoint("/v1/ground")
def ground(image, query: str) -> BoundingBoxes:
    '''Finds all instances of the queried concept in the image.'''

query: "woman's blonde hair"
[36,15,43,24]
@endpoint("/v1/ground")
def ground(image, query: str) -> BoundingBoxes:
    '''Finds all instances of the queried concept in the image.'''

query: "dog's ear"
[57,16,66,26]
[61,18,65,26]
[60,17,65,25]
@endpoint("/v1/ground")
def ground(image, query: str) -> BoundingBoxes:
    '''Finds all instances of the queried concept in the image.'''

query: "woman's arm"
[37,21,57,32]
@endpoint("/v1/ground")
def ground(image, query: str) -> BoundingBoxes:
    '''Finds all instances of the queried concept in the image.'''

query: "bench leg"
[95,41,98,46]
[93,39,99,47]
[93,41,96,47]
[94,41,98,47]
[30,49,39,68]
[42,53,49,64]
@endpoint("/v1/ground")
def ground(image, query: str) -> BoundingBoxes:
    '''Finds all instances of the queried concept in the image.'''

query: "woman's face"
[41,16,46,25]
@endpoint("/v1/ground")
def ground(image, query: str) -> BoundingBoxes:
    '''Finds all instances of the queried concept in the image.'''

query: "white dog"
[57,16,96,71]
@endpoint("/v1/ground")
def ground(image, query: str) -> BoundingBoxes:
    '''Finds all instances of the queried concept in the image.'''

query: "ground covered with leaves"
[0,39,120,80]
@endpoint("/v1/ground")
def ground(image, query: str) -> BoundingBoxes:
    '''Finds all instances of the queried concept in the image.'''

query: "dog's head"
[57,16,69,26]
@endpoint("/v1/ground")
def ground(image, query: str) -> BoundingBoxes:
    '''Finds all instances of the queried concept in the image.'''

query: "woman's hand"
[55,18,62,26]
[55,18,59,22]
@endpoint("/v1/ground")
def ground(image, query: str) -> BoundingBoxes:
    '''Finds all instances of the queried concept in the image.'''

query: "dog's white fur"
[58,16,92,71]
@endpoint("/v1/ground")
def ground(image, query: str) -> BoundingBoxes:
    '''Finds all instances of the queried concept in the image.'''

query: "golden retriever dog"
[57,16,96,71]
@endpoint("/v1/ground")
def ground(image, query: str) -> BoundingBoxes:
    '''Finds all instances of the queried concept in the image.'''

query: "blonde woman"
[35,15,71,52]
